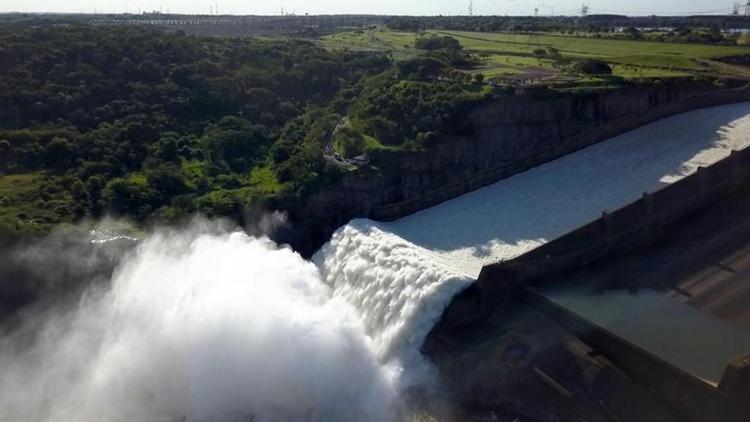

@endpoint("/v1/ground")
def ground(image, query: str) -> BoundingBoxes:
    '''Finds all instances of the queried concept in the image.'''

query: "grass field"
[322,30,420,60]
[438,30,748,60]
[321,28,750,85]
[0,173,72,234]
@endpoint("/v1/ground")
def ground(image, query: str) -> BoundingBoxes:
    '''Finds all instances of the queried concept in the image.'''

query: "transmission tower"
[581,2,589,17]
[746,0,750,16]
[469,0,473,16]
[534,7,539,17]
[733,2,741,14]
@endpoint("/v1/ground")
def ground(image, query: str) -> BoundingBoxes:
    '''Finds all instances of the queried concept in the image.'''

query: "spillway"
[4,102,750,422]
[316,101,750,393]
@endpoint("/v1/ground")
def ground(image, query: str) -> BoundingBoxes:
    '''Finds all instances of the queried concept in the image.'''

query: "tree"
[414,36,463,51]
[200,117,269,172]
[624,27,642,39]
[136,59,164,83]
[70,178,89,202]
[145,163,188,201]
[70,178,90,216]
[153,132,180,163]
[576,59,613,75]
[0,140,12,168]
[103,176,156,218]
[397,57,445,79]
[86,175,106,213]
[44,137,77,170]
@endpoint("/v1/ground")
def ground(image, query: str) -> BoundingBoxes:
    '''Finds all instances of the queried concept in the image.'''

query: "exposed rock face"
[278,80,749,256]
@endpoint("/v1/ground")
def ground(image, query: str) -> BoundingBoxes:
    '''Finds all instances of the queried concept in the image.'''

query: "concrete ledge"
[373,83,750,221]
[428,145,750,422]
[719,353,750,422]
[475,146,750,314]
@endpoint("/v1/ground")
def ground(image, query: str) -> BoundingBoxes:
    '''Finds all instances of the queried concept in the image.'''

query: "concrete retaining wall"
[526,289,745,422]
[476,146,750,310]
[372,82,750,221]
[281,81,750,256]
[431,146,750,422]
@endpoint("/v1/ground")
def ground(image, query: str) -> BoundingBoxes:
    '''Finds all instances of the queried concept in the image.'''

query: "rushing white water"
[382,101,750,278]
[0,228,398,422]
[2,103,750,421]
[315,101,750,393]
[314,221,473,392]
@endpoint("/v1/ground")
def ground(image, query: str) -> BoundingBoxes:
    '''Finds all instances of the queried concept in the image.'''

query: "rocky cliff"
[278,79,750,256]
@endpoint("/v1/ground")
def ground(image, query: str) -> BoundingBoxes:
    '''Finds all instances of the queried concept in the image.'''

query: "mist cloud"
[0,223,397,422]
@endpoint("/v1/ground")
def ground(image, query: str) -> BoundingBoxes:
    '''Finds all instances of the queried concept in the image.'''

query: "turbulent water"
[379,101,750,277]
[0,226,399,421]
[315,221,473,391]
[2,102,750,421]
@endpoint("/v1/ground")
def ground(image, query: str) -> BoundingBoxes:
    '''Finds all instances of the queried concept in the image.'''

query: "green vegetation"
[0,25,500,234]
[2,22,748,235]
[0,173,69,234]
[348,76,491,150]
[385,15,750,46]
[576,60,613,75]
[322,28,750,86]
[440,30,747,61]
[0,25,393,232]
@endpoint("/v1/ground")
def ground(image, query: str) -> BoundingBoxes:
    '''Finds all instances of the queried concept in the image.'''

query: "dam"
[317,100,750,420]
[3,101,750,421]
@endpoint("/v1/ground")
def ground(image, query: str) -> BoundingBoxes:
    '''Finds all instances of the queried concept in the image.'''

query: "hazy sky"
[0,0,737,17]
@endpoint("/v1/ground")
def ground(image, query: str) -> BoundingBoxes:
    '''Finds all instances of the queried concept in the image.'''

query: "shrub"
[414,36,462,51]
[575,59,613,75]
[396,57,446,79]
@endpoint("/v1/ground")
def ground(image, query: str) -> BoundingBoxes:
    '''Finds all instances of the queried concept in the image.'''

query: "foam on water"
[0,228,398,421]
[2,103,750,421]
[314,101,750,390]
[380,101,750,277]
[314,221,473,390]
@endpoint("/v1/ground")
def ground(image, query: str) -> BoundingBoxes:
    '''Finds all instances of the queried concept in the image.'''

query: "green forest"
[0,25,495,234]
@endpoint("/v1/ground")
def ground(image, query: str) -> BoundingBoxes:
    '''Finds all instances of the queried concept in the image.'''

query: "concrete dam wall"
[473,146,750,310]
[286,80,750,255]
[372,80,750,221]
[427,145,750,422]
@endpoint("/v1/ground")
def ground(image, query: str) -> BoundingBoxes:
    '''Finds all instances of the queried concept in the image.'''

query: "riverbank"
[280,79,750,256]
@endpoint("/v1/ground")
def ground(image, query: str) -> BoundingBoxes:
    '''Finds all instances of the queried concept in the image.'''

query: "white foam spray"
[0,226,398,422]
[315,220,474,391]
[313,101,750,394]
[3,102,750,421]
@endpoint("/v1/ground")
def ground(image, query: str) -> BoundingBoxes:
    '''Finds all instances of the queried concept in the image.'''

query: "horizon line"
[0,11,742,18]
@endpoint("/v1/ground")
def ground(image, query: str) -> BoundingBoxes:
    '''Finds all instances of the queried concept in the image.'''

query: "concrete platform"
[540,285,750,384]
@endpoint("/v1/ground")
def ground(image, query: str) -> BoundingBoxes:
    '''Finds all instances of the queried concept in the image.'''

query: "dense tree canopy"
[0,25,392,232]
[0,25,495,234]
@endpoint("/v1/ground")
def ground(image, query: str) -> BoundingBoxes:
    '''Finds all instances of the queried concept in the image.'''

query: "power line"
[583,6,734,16]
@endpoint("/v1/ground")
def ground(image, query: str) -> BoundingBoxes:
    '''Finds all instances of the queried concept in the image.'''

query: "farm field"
[439,30,748,60]
[321,28,750,85]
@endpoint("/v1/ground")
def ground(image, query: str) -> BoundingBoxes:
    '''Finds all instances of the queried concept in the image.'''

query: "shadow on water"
[381,102,750,266]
